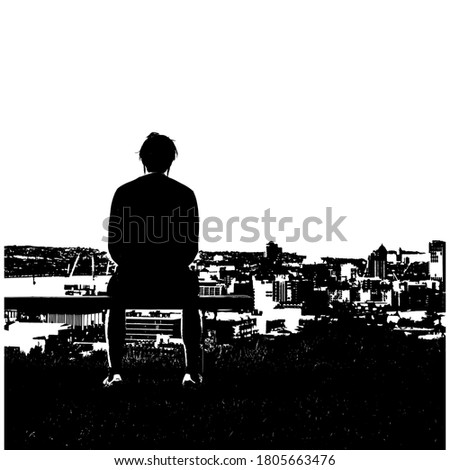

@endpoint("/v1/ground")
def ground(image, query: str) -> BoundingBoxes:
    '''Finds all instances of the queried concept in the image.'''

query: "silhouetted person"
[104,132,202,388]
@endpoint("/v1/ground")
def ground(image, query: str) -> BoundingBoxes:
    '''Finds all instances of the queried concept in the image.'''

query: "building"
[272,276,306,305]
[125,310,181,343]
[4,322,71,354]
[208,316,257,344]
[47,311,103,329]
[272,276,290,303]
[387,250,398,263]
[429,240,446,287]
[397,248,428,264]
[231,279,253,297]
[199,281,227,296]
[396,281,440,311]
[4,309,18,326]
[368,244,388,279]
[360,278,392,303]
[266,241,282,261]
[329,288,351,302]
[340,262,359,281]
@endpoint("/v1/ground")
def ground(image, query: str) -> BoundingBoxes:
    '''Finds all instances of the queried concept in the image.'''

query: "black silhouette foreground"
[105,132,201,388]
[4,323,445,449]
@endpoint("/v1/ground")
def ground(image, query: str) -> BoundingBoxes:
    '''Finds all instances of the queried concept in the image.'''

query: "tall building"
[266,241,282,262]
[273,277,312,305]
[368,244,388,279]
[429,240,446,287]
[273,277,289,303]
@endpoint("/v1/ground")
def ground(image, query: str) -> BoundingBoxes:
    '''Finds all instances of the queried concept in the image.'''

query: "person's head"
[139,132,178,174]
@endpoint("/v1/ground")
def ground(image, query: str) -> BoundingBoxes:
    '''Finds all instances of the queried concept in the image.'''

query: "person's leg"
[181,305,202,377]
[105,304,126,377]
[104,272,126,384]
[181,270,202,381]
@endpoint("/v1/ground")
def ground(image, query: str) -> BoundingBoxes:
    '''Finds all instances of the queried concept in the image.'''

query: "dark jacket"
[107,173,199,304]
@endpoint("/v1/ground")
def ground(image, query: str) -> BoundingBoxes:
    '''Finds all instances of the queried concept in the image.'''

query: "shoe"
[182,373,203,389]
[103,372,123,388]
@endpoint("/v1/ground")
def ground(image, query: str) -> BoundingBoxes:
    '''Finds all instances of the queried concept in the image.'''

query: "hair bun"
[147,132,160,139]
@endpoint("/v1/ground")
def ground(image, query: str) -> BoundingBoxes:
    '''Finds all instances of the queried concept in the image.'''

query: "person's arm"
[179,189,199,266]
[108,187,124,265]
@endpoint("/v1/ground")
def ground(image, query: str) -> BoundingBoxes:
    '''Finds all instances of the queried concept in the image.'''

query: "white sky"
[1,0,449,260]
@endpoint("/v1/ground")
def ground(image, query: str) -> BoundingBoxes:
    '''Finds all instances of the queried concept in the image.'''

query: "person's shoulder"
[110,176,143,202]
[114,174,152,192]
[113,174,196,198]
[110,180,130,198]
[166,176,196,195]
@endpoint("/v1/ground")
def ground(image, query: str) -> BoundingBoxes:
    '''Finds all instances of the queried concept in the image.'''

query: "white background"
[0,0,449,465]
[1,0,449,260]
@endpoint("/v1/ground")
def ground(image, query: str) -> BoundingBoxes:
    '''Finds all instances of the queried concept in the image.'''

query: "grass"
[4,322,445,450]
